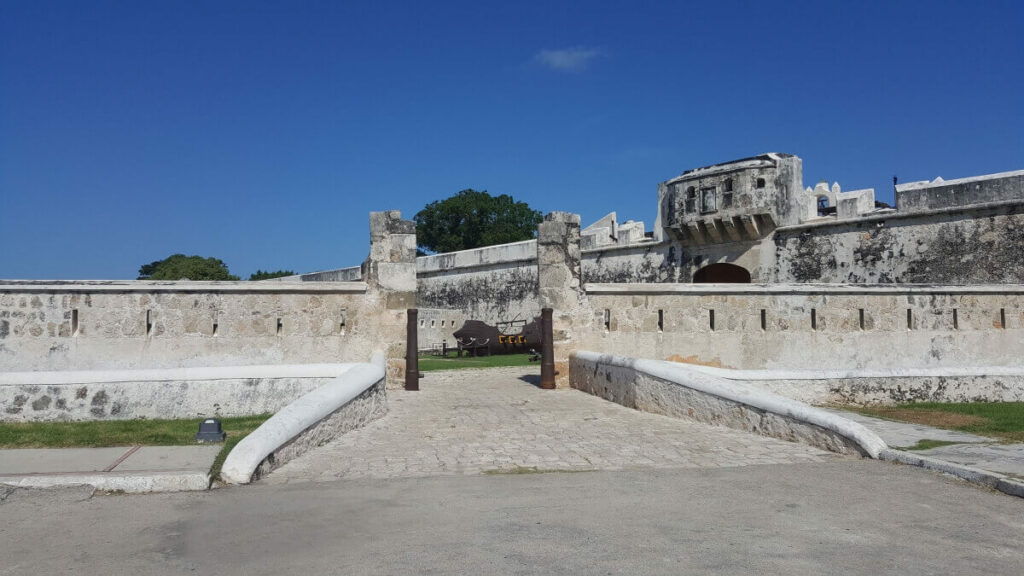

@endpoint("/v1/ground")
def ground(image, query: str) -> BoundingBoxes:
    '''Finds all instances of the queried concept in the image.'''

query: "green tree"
[249,269,296,281]
[137,254,240,281]
[414,189,543,254]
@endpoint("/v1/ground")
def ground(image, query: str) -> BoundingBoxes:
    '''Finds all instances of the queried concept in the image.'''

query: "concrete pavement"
[2,461,1023,575]
[0,445,220,493]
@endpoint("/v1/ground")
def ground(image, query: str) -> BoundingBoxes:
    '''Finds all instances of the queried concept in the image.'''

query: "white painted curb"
[221,353,386,484]
[574,351,888,458]
[0,471,210,494]
[879,449,1024,499]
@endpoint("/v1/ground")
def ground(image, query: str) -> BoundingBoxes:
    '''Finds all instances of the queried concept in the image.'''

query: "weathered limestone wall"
[416,308,467,350]
[416,240,540,326]
[538,212,584,386]
[363,210,418,385]
[772,203,1024,284]
[576,284,1024,371]
[675,365,1024,406]
[0,210,415,389]
[0,282,375,372]
[896,170,1024,212]
[582,240,766,283]
[582,242,677,283]
[0,365,347,421]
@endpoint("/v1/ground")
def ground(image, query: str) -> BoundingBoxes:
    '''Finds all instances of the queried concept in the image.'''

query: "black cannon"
[451,318,543,356]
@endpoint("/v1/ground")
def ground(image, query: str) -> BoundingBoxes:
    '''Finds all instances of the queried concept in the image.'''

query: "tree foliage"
[137,254,240,281]
[414,189,543,254]
[249,269,296,281]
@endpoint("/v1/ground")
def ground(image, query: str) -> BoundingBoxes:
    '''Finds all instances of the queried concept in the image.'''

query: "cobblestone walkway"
[264,367,843,483]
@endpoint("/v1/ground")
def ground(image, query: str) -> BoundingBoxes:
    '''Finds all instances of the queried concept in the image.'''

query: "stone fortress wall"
[417,240,540,333]
[578,284,1024,371]
[407,156,1024,324]
[281,155,1024,356]
[0,209,418,377]
[392,154,1024,396]
[0,282,373,372]
[0,211,417,421]
[3,154,1023,420]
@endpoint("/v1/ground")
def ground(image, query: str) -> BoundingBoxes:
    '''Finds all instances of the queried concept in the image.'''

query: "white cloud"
[534,47,601,72]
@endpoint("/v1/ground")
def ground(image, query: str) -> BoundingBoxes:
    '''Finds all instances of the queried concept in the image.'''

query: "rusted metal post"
[405,308,421,391]
[540,308,556,389]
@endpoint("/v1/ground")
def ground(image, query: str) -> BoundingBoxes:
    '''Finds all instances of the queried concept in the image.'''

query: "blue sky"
[2,1,1022,279]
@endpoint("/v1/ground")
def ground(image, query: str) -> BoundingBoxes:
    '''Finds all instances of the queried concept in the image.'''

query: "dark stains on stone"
[91,390,108,406]
[6,394,28,414]
[417,266,539,320]
[850,228,899,282]
[75,387,88,399]
[774,232,836,282]
[31,395,51,411]
[775,203,1024,284]
[904,216,1024,283]
[55,398,67,410]
[583,245,679,284]
[0,320,8,338]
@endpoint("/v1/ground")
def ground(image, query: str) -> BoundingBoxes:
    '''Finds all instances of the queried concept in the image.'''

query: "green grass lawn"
[850,402,1024,443]
[418,352,537,372]
[0,414,271,479]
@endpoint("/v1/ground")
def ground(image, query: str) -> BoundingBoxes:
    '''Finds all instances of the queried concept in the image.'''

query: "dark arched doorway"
[692,263,751,283]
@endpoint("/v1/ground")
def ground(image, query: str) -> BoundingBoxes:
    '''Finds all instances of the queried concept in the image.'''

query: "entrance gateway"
[405,308,555,390]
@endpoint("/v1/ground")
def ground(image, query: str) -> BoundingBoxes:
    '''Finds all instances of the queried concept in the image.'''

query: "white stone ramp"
[264,367,845,484]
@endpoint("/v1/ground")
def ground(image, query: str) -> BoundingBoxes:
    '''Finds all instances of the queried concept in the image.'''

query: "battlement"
[896,170,1024,212]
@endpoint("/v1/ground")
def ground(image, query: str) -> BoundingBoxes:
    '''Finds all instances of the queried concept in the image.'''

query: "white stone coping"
[672,364,1024,381]
[580,238,662,255]
[895,169,1024,192]
[0,280,367,294]
[775,197,1024,232]
[0,364,355,386]
[573,351,888,458]
[584,282,1024,295]
[416,240,538,273]
[664,154,783,185]
[220,354,386,484]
